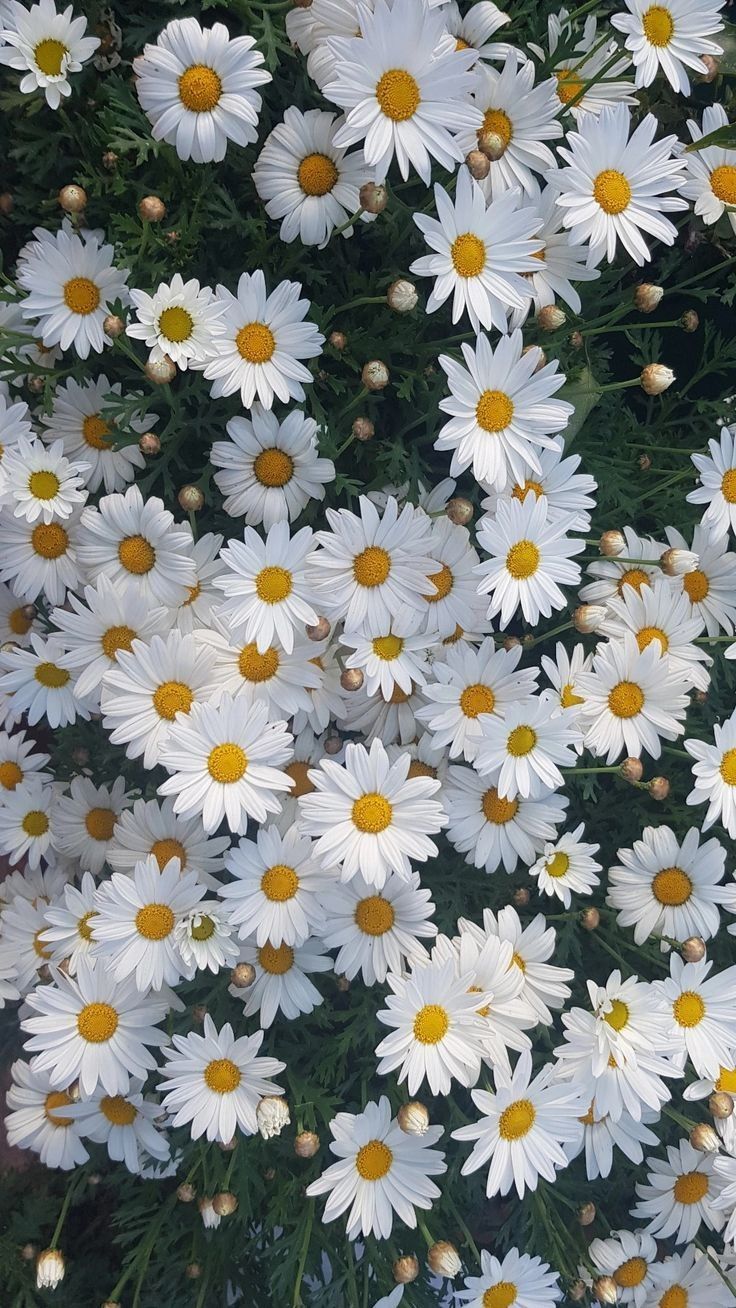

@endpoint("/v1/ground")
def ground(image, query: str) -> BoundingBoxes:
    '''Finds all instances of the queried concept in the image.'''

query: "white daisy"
[576,632,690,763]
[513,187,603,329]
[375,955,488,1094]
[684,1065,736,1154]
[685,709,736,837]
[421,516,481,640]
[40,870,98,973]
[157,1014,285,1142]
[17,227,129,358]
[579,525,666,609]
[322,0,481,184]
[445,763,568,874]
[474,696,582,799]
[461,905,574,1025]
[340,619,433,700]
[554,1004,681,1123]
[306,1095,446,1240]
[0,0,99,108]
[291,639,344,736]
[92,856,206,992]
[211,404,334,529]
[5,1059,88,1170]
[0,391,35,472]
[133,17,271,163]
[457,1247,562,1308]
[438,929,534,1074]
[107,796,230,885]
[529,823,601,907]
[53,775,131,874]
[219,824,327,947]
[0,727,49,795]
[688,426,736,541]
[600,578,711,691]
[39,376,149,494]
[202,270,324,410]
[127,274,226,368]
[0,510,82,605]
[0,578,36,648]
[611,0,725,95]
[457,51,563,199]
[0,294,62,380]
[65,1077,171,1174]
[417,637,538,763]
[318,870,436,985]
[168,532,225,636]
[607,825,729,945]
[681,104,736,236]
[213,521,317,655]
[201,621,321,720]
[297,738,446,887]
[565,1102,659,1182]
[0,634,87,728]
[232,933,332,1027]
[78,484,196,607]
[0,892,56,990]
[632,1140,725,1245]
[646,1246,736,1308]
[440,1,512,66]
[174,902,238,976]
[336,678,426,749]
[588,1230,658,1306]
[549,103,688,266]
[475,495,584,628]
[2,435,88,524]
[654,954,736,1078]
[481,436,598,534]
[545,9,636,119]
[0,946,20,1007]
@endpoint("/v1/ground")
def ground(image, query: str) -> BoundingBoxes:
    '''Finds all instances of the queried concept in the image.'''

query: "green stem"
[696,1239,736,1299]
[50,1169,84,1249]
[444,1192,481,1266]
[597,378,644,393]
[581,319,681,338]
[329,293,385,318]
[331,207,366,240]
[293,1201,314,1308]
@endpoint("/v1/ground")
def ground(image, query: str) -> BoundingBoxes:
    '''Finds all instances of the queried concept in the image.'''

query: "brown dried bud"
[690,1122,720,1153]
[294,1130,320,1158]
[323,734,342,758]
[600,530,626,557]
[102,151,118,170]
[465,149,490,180]
[144,355,176,385]
[231,962,256,988]
[59,184,87,214]
[573,604,606,634]
[362,359,390,391]
[387,279,418,314]
[178,484,204,512]
[192,1004,207,1023]
[359,181,388,215]
[446,497,474,527]
[138,432,160,456]
[694,689,708,705]
[634,283,664,313]
[537,304,566,332]
[640,363,675,396]
[166,230,181,245]
[479,129,506,161]
[648,776,670,802]
[639,453,652,471]
[263,1167,276,1181]
[570,330,584,350]
[0,192,14,216]
[580,906,600,931]
[710,1091,734,1120]
[593,1276,618,1305]
[620,756,644,783]
[578,1201,596,1226]
[681,936,706,964]
[393,1255,420,1284]
[397,1101,430,1136]
[340,668,364,692]
[220,1137,237,1152]
[503,636,521,650]
[185,1263,202,1280]
[212,1191,238,1217]
[700,53,720,82]
[513,887,530,908]
[336,974,350,992]
[71,746,89,767]
[177,1182,196,1202]
[139,195,166,223]
[681,309,699,333]
[329,330,347,351]
[352,416,374,442]
[27,376,45,395]
[103,313,125,339]
[427,1241,462,1277]
[306,617,330,642]
[20,1243,36,1262]
[567,1282,587,1303]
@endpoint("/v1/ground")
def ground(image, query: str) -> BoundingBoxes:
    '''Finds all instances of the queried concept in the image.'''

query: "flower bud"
[340,668,364,692]
[336,973,350,991]
[324,732,342,755]
[620,757,644,783]
[581,906,600,931]
[600,530,626,557]
[103,313,125,339]
[660,547,697,576]
[294,1130,320,1158]
[393,1255,420,1284]
[427,1241,461,1278]
[0,192,14,215]
[59,184,87,214]
[256,1096,290,1140]
[397,1101,430,1136]
[573,604,606,634]
[220,1137,237,1152]
[178,484,204,512]
[36,1250,65,1290]
[710,1091,734,1120]
[139,432,160,455]
[329,330,347,351]
[306,617,330,642]
[690,1122,720,1153]
[185,1263,203,1279]
[680,309,699,333]
[292,0,314,8]
[21,1243,36,1261]
[102,151,118,170]
[522,342,546,371]
[27,376,45,395]
[177,1182,196,1203]
[479,130,506,160]
[362,359,390,391]
[212,1191,238,1217]
[593,1276,618,1305]
[352,416,374,442]
[513,887,530,908]
[578,1201,596,1226]
[681,936,706,964]
[446,497,473,527]
[387,278,418,314]
[570,330,584,350]
[639,453,652,471]
[648,776,670,802]
[634,283,664,313]
[503,636,521,650]
[198,1198,221,1229]
[640,363,675,396]
[139,195,166,222]
[359,181,388,214]
[231,962,256,988]
[465,149,490,180]
[567,1281,587,1303]
[537,305,566,332]
[192,1003,207,1023]
[699,53,719,82]
[145,354,176,384]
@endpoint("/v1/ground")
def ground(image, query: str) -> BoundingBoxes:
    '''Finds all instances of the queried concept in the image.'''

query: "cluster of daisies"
[2,0,736,1302]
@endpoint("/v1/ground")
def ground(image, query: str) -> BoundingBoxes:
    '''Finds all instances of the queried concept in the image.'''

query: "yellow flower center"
[710,165,736,205]
[33,928,51,958]
[152,837,187,871]
[82,414,112,450]
[617,567,651,596]
[28,471,60,501]
[498,1099,536,1141]
[636,624,669,653]
[720,748,736,785]
[555,68,584,105]
[0,761,23,790]
[593,169,632,215]
[32,522,68,559]
[413,1003,450,1044]
[44,1090,74,1127]
[482,787,518,824]
[356,1139,393,1180]
[506,539,540,580]
[253,448,294,488]
[239,642,280,682]
[426,563,453,602]
[183,582,201,607]
[642,5,675,46]
[34,661,70,689]
[118,535,156,575]
[512,479,544,502]
[673,1170,709,1205]
[722,469,736,504]
[236,322,276,364]
[451,232,486,279]
[476,389,514,433]
[660,1288,687,1308]
[207,743,248,784]
[354,895,395,936]
[673,990,705,1028]
[372,634,404,661]
[375,68,420,121]
[77,1001,119,1043]
[608,680,644,719]
[481,107,513,149]
[716,1067,736,1093]
[34,38,68,76]
[178,64,222,113]
[204,1058,241,1094]
[483,1285,518,1308]
[285,760,314,798]
[100,1095,138,1126]
[507,725,536,757]
[460,683,495,719]
[352,793,393,834]
[615,1257,648,1289]
[9,606,33,636]
[77,911,96,942]
[191,915,216,941]
[683,568,709,602]
[389,684,410,704]
[353,545,391,588]
[408,761,437,779]
[443,624,464,645]
[297,152,339,196]
[561,682,584,708]
[85,807,116,842]
[135,902,175,941]
[261,864,299,902]
[158,306,194,344]
[546,851,570,879]
[258,941,294,975]
[652,866,692,906]
[604,999,629,1031]
[152,680,193,721]
[101,624,136,659]
[63,277,101,316]
[255,565,292,604]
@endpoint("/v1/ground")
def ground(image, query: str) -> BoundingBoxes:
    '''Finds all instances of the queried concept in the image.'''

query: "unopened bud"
[427,1241,461,1278]
[465,149,490,180]
[359,181,388,215]
[59,184,87,214]
[102,151,118,170]
[397,1101,430,1136]
[294,1130,320,1158]
[681,309,699,333]
[513,887,530,907]
[522,342,546,371]
[387,278,418,314]
[640,363,675,396]
[634,283,664,313]
[292,0,313,8]
[27,376,45,395]
[681,936,706,964]
[593,1276,618,1305]
[573,604,606,634]
[393,1254,420,1284]
[139,432,160,455]
[580,906,600,931]
[192,1003,207,1023]
[710,1091,734,1120]
[503,636,521,650]
[362,359,390,391]
[198,1198,220,1229]
[306,617,330,641]
[639,453,652,471]
[577,1201,596,1226]
[352,416,374,442]
[621,756,644,783]
[336,973,350,991]
[600,530,626,557]
[479,130,506,160]
[212,1191,238,1217]
[537,304,566,332]
[36,1250,65,1291]
[231,962,256,988]
[102,1303,121,1308]
[694,689,708,705]
[177,1182,196,1203]
[660,547,697,576]
[0,192,13,216]
[648,776,670,801]
[324,732,342,755]
[103,314,124,339]
[139,195,166,222]
[256,1096,290,1140]
[699,53,720,82]
[570,330,584,350]
[690,1122,720,1153]
[21,1243,36,1261]
[329,330,347,351]
[220,1137,237,1152]
[178,484,204,512]
[185,1262,203,1279]
[145,355,176,384]
[567,1282,587,1303]
[340,668,364,692]
[446,497,473,526]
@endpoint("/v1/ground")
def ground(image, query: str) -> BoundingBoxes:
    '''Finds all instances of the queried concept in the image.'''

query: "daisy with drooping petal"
[336,677,426,750]
[576,633,690,763]
[601,578,711,691]
[77,484,196,607]
[319,870,436,985]
[587,1230,658,1307]
[0,634,88,729]
[421,516,480,640]
[474,696,582,799]
[168,532,225,636]
[0,727,49,795]
[0,0,99,108]
[513,189,603,329]
[546,9,636,119]
[417,638,538,763]
[306,1096,446,1240]
[92,856,206,992]
[0,509,82,605]
[213,521,317,655]
[202,271,324,410]
[554,1003,681,1124]
[445,764,568,875]
[297,739,446,887]
[475,496,584,629]
[456,1247,562,1308]
[65,1077,171,1175]
[688,426,736,541]
[438,929,534,1074]
[611,0,724,95]
[5,1059,89,1171]
[529,823,601,907]
[53,775,131,874]
[219,824,327,947]
[654,954,736,1078]
[2,436,88,524]
[462,906,574,1025]
[133,17,271,163]
[437,330,573,492]
[647,1246,735,1308]
[39,376,149,494]
[579,525,666,609]
[211,405,334,529]
[175,902,239,977]
[685,709,736,838]
[107,796,229,886]
[232,933,332,1027]
[481,436,598,534]
[17,228,129,358]
[157,1014,285,1142]
[127,274,226,368]
[0,892,56,991]
[22,958,169,1096]
[549,104,688,266]
[607,825,729,946]
[632,1140,725,1245]
[322,0,481,184]
[40,870,98,973]
[565,1103,659,1183]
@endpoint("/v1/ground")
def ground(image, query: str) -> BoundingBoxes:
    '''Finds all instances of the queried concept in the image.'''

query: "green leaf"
[559,365,601,449]
[685,123,736,153]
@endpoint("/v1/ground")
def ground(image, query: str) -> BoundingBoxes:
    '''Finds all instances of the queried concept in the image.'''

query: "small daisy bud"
[513,887,530,907]
[139,195,166,223]
[0,192,14,215]
[28,376,45,394]
[397,1101,430,1136]
[581,906,600,931]
[177,1183,196,1203]
[648,776,670,801]
[522,342,546,371]
[340,668,364,692]
[264,1167,276,1181]
[681,936,706,964]
[324,732,342,755]
[178,484,204,512]
[700,53,720,82]
[593,1276,618,1305]
[537,305,566,332]
[185,1263,203,1280]
[639,453,652,471]
[257,1096,290,1140]
[359,181,388,214]
[362,359,390,391]
[690,1122,720,1153]
[567,1282,587,1303]
[220,1137,237,1152]
[393,1255,420,1284]
[387,278,418,314]
[621,756,644,783]
[103,313,125,339]
[600,530,626,557]
[640,363,675,396]
[36,1250,65,1291]
[138,432,160,455]
[694,689,708,705]
[294,1130,320,1158]
[336,973,350,991]
[306,617,330,641]
[352,416,374,442]
[573,604,606,634]
[634,283,664,313]
[59,184,87,214]
[427,1241,462,1278]
[710,1091,734,1120]
[329,330,347,351]
[198,1198,221,1229]
[578,1201,596,1226]
[465,149,490,180]
[231,962,256,988]
[212,1191,238,1217]
[503,636,521,650]
[446,497,473,526]
[102,151,118,170]
[166,230,181,244]
[570,330,584,350]
[145,354,176,385]
[660,547,698,576]
[479,129,506,161]
[21,1243,36,1262]
[681,309,699,333]
[21,603,36,624]
[192,1003,207,1023]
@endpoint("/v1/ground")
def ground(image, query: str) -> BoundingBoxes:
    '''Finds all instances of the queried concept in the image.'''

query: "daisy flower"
[549,103,688,266]
[421,516,480,640]
[453,1050,582,1197]
[565,1103,659,1182]
[607,825,729,946]
[579,525,666,609]
[77,484,196,607]
[589,971,680,1070]
[688,426,736,541]
[308,495,438,637]
[219,824,327,947]
[475,496,584,629]
[440,1,513,66]
[601,578,711,691]
[456,1248,562,1308]
[647,1246,735,1308]
[0,892,56,990]
[93,856,206,992]
[0,634,87,728]
[0,948,20,1007]
[474,696,582,799]
[545,9,636,119]
[336,678,426,750]
[410,170,541,335]
[306,1096,446,1240]
[157,1015,285,1143]
[445,763,568,875]
[253,107,373,247]
[611,0,725,95]
[318,870,436,985]
[462,906,574,1025]
[480,436,598,534]
[232,933,332,1027]
[297,738,446,886]
[40,870,98,973]
[53,775,131,874]
[681,104,736,236]
[340,619,433,700]
[0,391,35,468]
[375,955,488,1095]
[211,405,334,529]
[202,271,324,410]
[133,17,271,164]
[529,823,601,907]
[158,693,294,835]
[633,1140,725,1245]
[684,1065,736,1153]
[17,227,129,358]
[65,1077,170,1175]
[0,578,36,649]
[0,510,82,605]
[577,633,690,763]
[203,622,321,721]
[655,954,736,1078]
[39,376,149,494]
[587,1230,658,1306]
[440,930,534,1074]
[174,903,238,976]
[107,796,230,885]
[0,0,99,108]
[213,521,317,654]
[554,1004,681,1123]
[291,641,344,736]
[417,638,538,763]
[168,531,225,636]
[322,0,481,184]
[0,727,49,795]
[127,274,226,368]
[685,709,736,837]
[5,1060,88,1171]
[2,435,87,524]
[22,958,169,1096]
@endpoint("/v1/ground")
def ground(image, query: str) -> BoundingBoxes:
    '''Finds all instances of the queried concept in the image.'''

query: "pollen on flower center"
[253,448,294,488]
[710,165,736,206]
[118,534,156,575]
[372,634,404,660]
[482,1284,518,1308]
[652,866,692,906]
[33,927,51,957]
[34,662,70,689]
[355,895,395,936]
[0,761,23,790]
[512,479,544,502]
[673,990,705,1028]
[605,999,629,1031]
[356,1138,393,1180]
[178,64,222,113]
[352,792,393,833]
[413,1003,450,1044]
[207,743,248,784]
[101,1095,138,1126]
[617,567,651,596]
[353,545,391,588]
[506,539,540,580]
[593,168,632,216]
[77,1001,119,1043]
[85,807,116,841]
[32,522,68,559]
[426,563,453,602]
[158,306,194,343]
[460,683,495,719]
[191,915,216,941]
[717,1067,736,1093]
[152,837,187,870]
[9,606,33,636]
[636,624,669,653]
[507,725,536,757]
[546,851,570,878]
[236,322,276,364]
[34,38,68,77]
[261,864,299,902]
[255,565,293,604]
[285,760,314,798]
[673,1170,709,1205]
[561,682,584,708]
[641,4,675,47]
[239,642,280,682]
[615,1257,648,1289]
[659,1287,687,1308]
[451,233,487,279]
[498,1098,536,1141]
[77,911,96,942]
[476,389,514,433]
[135,902,175,940]
[152,680,194,721]
[721,469,736,504]
[258,941,295,975]
[482,787,518,824]
[721,748,736,786]
[101,624,136,659]
[683,568,709,602]
[82,414,113,450]
[555,68,584,105]
[481,107,513,150]
[44,1090,74,1127]
[204,1057,241,1093]
[63,277,101,316]
[297,152,339,196]
[608,680,644,718]
[28,470,60,500]
[375,68,420,121]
